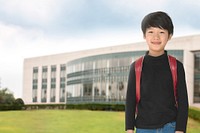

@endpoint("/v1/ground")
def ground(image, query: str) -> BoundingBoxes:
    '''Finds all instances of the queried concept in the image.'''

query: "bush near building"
[189,107,200,122]
[66,103,125,111]
[25,103,125,111]
[0,88,25,111]
[25,104,67,110]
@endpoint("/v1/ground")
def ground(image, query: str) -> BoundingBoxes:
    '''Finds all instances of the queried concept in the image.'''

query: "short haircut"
[141,11,174,35]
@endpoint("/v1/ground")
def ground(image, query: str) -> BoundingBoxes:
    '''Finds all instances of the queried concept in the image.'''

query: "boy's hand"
[126,130,134,133]
[126,130,183,133]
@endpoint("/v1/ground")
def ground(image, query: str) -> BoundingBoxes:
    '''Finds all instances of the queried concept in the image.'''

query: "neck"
[148,50,165,57]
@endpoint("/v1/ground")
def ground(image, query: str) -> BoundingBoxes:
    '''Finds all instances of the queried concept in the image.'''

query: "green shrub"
[0,104,13,111]
[189,107,200,121]
[25,104,67,110]
[66,103,125,111]
[24,103,125,111]
[0,104,25,111]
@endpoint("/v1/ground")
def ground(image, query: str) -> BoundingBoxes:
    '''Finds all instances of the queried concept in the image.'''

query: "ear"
[168,34,173,40]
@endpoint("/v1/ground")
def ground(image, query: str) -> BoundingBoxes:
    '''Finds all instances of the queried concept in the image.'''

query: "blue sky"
[0,0,200,98]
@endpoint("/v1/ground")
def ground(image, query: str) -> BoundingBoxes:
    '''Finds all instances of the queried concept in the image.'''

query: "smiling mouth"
[151,42,161,45]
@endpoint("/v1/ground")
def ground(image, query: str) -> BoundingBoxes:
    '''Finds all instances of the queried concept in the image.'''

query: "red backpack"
[135,55,178,111]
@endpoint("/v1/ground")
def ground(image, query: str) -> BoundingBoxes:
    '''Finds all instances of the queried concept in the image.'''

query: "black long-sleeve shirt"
[125,51,188,132]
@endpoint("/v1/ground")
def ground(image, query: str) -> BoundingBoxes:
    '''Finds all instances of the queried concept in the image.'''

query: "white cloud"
[0,0,85,26]
[0,22,43,97]
[104,0,168,17]
[0,22,43,50]
[174,25,200,37]
[0,1,54,24]
[182,0,200,7]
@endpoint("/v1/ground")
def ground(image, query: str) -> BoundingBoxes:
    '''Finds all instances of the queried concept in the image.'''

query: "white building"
[23,34,200,107]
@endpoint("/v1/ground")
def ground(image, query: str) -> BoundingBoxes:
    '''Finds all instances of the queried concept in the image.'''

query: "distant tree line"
[0,88,25,111]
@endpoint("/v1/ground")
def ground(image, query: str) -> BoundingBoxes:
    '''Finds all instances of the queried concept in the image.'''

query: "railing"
[67,96,125,104]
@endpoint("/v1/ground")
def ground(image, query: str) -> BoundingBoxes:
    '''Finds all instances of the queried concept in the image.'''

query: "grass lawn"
[0,110,199,133]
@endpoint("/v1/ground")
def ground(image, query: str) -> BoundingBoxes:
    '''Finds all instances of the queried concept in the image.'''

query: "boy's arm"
[125,63,136,131]
[175,62,189,132]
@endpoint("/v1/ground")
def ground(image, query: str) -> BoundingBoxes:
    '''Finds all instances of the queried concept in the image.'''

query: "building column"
[37,66,42,103]
[46,66,51,103]
[56,64,60,103]
[184,50,194,105]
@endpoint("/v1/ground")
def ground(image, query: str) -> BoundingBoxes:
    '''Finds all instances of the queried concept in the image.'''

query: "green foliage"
[25,103,125,111]
[0,88,25,111]
[13,98,25,110]
[14,98,25,105]
[67,103,125,111]
[0,88,15,104]
[25,104,66,110]
[188,107,200,121]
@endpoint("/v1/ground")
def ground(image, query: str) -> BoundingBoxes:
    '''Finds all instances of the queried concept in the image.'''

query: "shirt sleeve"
[175,61,189,132]
[125,63,137,131]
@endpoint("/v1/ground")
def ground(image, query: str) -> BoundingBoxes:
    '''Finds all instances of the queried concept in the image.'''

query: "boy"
[125,11,188,133]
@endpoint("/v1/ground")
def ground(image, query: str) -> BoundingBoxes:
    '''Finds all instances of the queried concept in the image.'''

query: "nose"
[153,32,160,39]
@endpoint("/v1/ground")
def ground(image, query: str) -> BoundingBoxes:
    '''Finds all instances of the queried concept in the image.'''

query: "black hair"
[141,11,174,35]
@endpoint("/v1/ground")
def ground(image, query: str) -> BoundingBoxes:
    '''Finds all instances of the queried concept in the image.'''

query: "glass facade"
[194,51,200,103]
[66,50,183,103]
[31,50,184,104]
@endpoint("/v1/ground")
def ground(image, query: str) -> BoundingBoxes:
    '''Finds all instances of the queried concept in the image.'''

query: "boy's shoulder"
[168,55,184,69]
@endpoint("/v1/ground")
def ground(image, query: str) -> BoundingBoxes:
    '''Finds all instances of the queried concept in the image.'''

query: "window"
[51,65,56,72]
[32,67,38,102]
[194,51,200,103]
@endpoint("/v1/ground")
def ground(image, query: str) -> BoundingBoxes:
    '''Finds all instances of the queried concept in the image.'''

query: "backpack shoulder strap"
[168,55,178,107]
[134,55,178,109]
[135,56,144,105]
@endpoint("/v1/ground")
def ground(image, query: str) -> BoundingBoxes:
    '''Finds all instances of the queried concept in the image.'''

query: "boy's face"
[144,27,172,56]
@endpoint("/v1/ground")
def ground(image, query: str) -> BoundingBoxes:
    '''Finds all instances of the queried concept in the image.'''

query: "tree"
[0,88,15,104]
[15,98,24,105]
[14,98,25,110]
[0,88,24,110]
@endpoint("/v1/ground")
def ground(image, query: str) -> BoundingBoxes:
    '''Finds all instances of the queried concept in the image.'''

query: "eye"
[160,31,166,34]
[147,31,153,33]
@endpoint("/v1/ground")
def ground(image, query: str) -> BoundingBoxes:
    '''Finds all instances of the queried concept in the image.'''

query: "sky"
[0,0,200,98]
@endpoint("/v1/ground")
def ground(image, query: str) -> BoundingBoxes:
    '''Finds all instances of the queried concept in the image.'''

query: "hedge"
[25,104,67,110]
[24,103,125,111]
[0,104,25,111]
[66,103,125,111]
[188,107,200,121]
